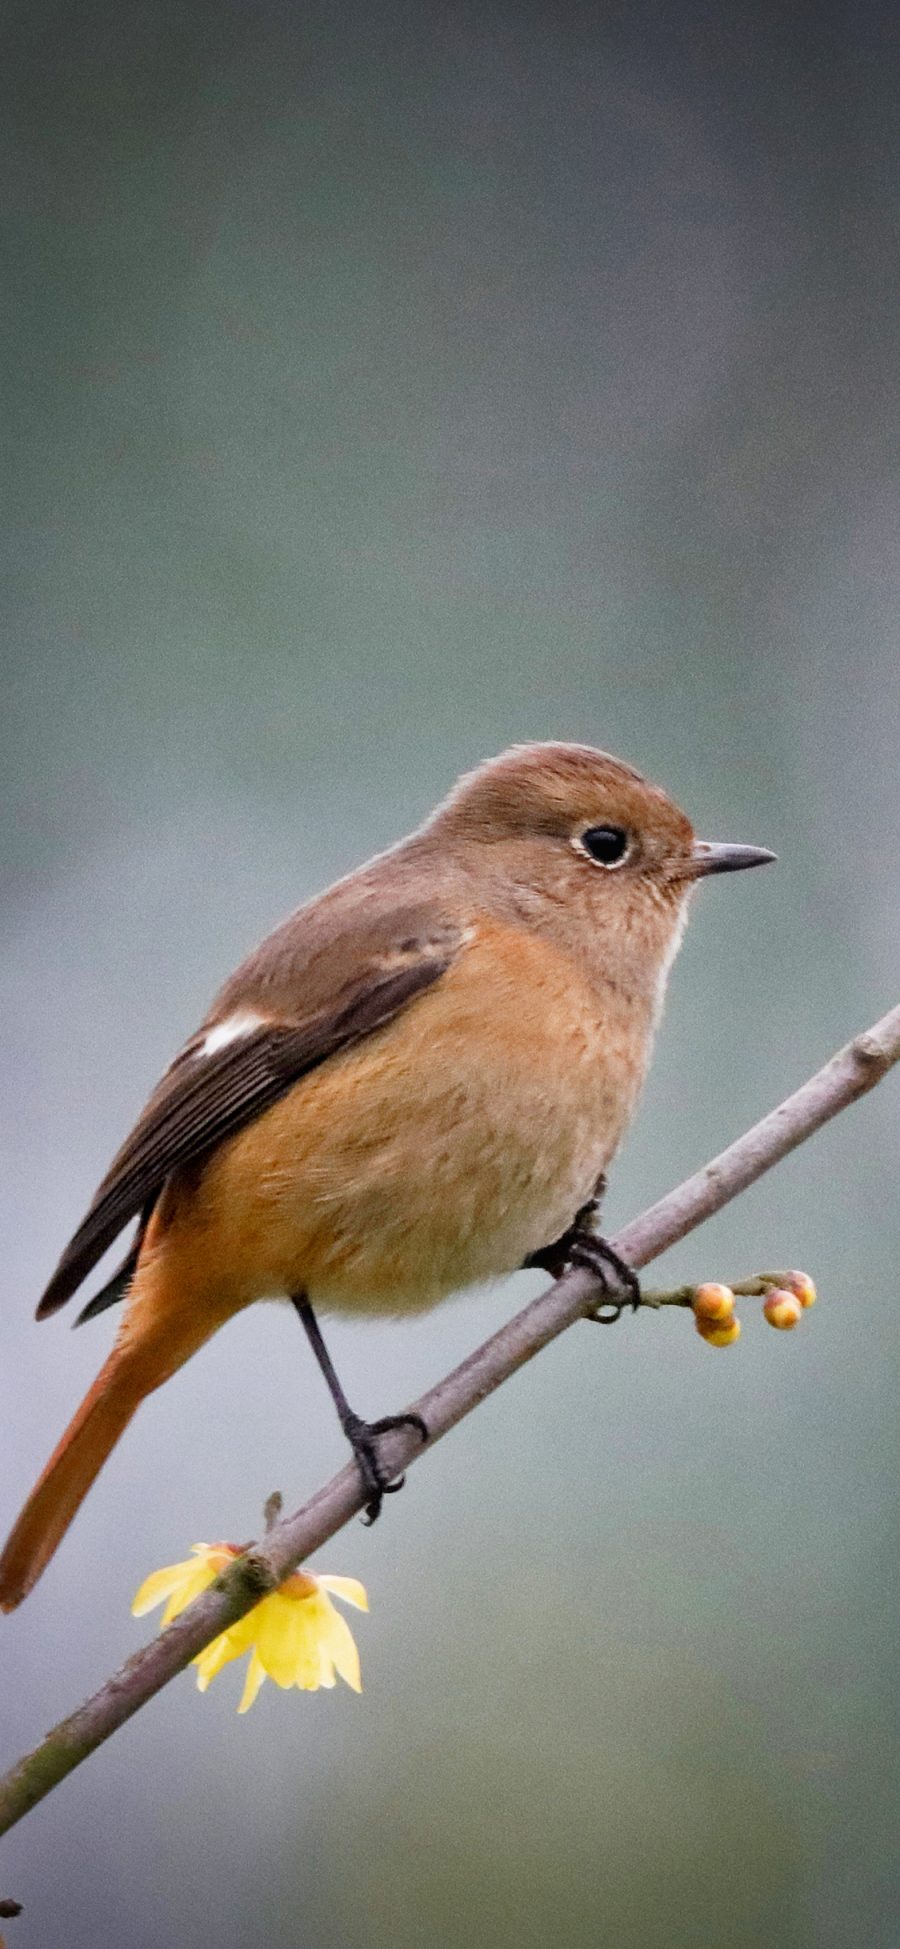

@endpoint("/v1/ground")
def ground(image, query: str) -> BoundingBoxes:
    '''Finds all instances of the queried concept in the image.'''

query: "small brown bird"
[0,742,773,1610]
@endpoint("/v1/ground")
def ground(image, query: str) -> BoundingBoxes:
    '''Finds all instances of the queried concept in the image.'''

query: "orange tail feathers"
[0,1347,150,1613]
[0,1242,237,1613]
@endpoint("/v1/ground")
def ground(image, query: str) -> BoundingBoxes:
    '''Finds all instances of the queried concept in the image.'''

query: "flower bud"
[692,1282,735,1324]
[780,1270,816,1309]
[695,1313,741,1348]
[763,1290,803,1330]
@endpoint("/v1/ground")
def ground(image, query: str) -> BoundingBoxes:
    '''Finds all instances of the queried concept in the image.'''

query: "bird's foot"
[341,1410,429,1524]
[524,1177,638,1320]
[523,1191,605,1280]
[569,1233,641,1322]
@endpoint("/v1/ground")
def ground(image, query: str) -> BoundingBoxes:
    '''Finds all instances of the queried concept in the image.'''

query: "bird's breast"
[175,919,653,1316]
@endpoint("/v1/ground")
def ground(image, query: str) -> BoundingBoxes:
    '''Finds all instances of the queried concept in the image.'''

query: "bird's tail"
[0,1225,234,1614]
[0,1346,148,1612]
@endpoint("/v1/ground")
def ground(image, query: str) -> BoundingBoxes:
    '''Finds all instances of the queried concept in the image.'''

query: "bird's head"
[431,741,774,986]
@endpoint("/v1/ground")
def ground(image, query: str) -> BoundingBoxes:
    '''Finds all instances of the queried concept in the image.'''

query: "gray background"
[1,2,898,1944]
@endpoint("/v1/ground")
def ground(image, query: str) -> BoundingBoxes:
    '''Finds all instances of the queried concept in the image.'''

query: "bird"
[0,741,774,1610]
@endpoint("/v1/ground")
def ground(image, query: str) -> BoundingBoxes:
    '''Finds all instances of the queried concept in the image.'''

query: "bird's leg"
[292,1296,427,1522]
[523,1175,641,1323]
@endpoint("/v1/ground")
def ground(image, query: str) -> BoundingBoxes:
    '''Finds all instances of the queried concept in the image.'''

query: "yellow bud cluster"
[761,1269,816,1330]
[692,1282,734,1323]
[763,1291,802,1329]
[699,1316,742,1347]
[689,1270,816,1346]
[780,1270,817,1309]
[692,1283,740,1348]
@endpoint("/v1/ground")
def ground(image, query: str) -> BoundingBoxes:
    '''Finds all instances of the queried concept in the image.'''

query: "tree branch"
[1,1001,898,1837]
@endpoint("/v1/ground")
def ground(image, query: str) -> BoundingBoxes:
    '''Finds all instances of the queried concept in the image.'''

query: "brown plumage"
[0,742,774,1609]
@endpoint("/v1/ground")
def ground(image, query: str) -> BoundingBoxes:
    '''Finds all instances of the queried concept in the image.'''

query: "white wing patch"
[199,1010,268,1057]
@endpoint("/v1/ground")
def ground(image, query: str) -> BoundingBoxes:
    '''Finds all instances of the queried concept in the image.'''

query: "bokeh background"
[2,2,898,1944]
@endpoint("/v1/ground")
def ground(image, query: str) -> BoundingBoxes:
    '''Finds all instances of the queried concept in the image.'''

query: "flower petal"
[217,1608,259,1656]
[256,1594,309,1688]
[238,1651,267,1714]
[131,1561,195,1618]
[322,1605,362,1692]
[194,1628,244,1691]
[316,1575,369,1612]
[160,1559,220,1627]
[289,1590,363,1692]
[301,1594,344,1689]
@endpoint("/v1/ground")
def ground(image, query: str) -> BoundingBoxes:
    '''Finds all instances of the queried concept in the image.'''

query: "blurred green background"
[1,2,898,1944]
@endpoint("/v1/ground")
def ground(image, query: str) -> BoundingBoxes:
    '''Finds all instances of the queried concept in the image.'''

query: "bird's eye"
[579,824,630,867]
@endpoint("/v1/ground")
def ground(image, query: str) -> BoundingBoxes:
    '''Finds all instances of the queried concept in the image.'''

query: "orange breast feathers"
[125,917,647,1340]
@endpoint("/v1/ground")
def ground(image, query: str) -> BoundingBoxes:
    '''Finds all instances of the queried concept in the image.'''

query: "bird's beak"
[689,840,777,877]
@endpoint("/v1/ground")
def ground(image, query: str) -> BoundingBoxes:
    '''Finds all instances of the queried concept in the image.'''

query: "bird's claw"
[568,1233,642,1322]
[342,1411,428,1523]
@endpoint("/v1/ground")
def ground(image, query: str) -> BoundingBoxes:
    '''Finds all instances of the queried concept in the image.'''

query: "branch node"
[224,1550,278,1604]
[853,1030,891,1071]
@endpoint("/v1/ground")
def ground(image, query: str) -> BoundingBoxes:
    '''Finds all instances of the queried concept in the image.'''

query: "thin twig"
[262,1492,283,1534]
[640,1274,805,1309]
[1,1002,898,1838]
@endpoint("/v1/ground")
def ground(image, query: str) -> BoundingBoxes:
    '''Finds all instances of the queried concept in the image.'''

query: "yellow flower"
[132,1545,368,1712]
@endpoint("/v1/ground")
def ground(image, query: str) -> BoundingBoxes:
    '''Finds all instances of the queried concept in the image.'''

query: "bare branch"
[1,1002,898,1837]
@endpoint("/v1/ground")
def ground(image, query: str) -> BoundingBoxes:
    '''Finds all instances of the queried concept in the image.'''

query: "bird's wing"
[37,908,462,1319]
